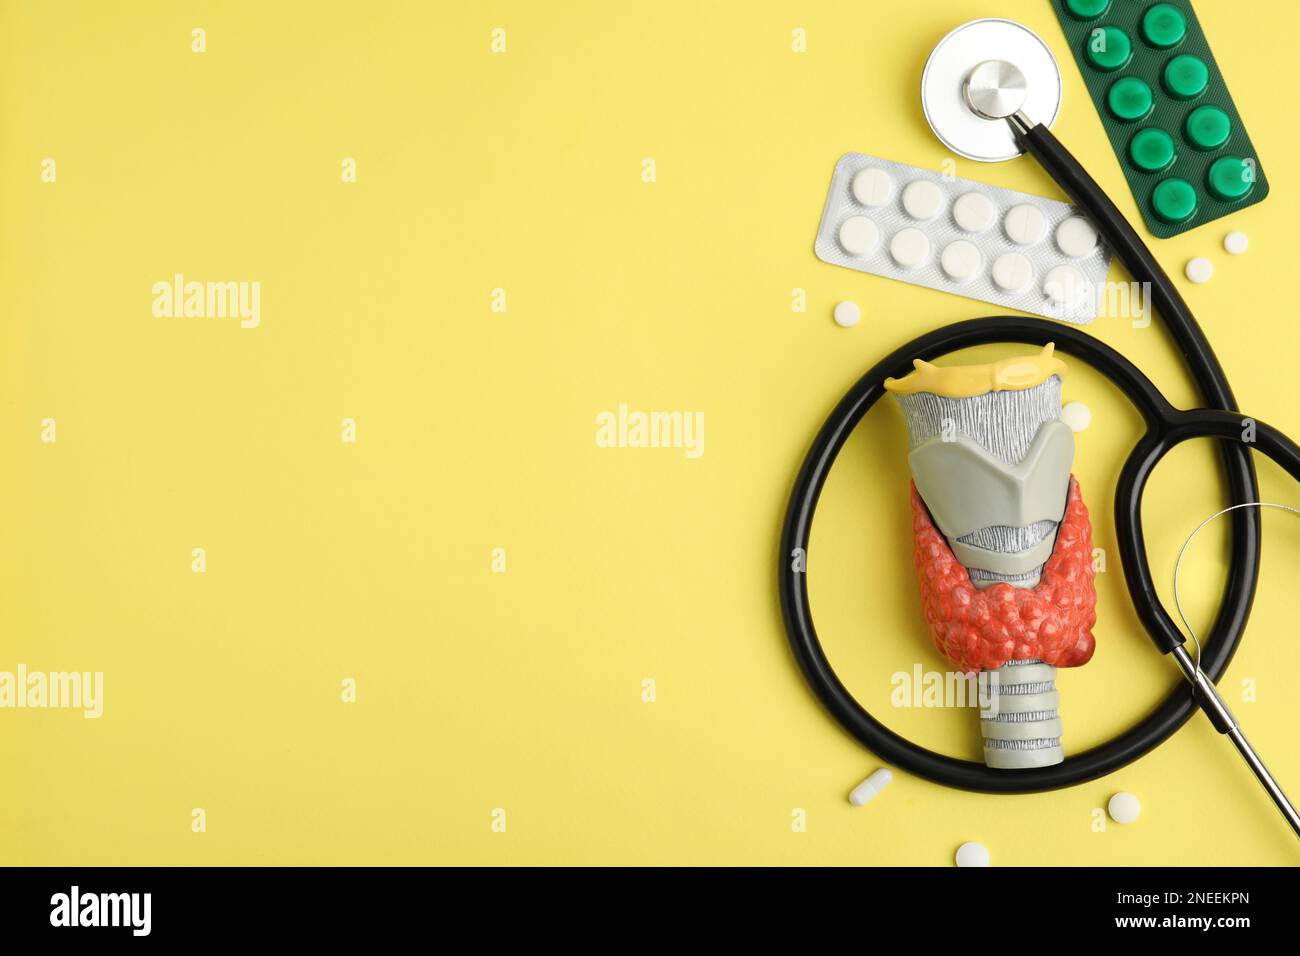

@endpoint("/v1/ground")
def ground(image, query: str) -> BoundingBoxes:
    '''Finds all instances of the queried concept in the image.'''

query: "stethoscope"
[779,18,1300,840]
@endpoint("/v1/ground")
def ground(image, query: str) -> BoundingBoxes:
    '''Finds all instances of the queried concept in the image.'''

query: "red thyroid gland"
[910,476,1097,673]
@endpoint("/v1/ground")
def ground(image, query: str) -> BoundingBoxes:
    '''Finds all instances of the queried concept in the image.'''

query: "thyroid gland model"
[884,345,1097,769]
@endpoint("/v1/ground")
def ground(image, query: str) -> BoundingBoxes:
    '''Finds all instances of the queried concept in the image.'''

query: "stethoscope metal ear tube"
[1171,643,1300,838]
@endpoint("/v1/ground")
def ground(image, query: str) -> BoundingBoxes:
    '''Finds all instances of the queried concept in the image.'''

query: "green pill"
[1163,54,1208,99]
[1129,128,1176,171]
[1152,177,1198,223]
[1186,105,1231,149]
[1142,3,1187,49]
[1207,155,1255,201]
[1084,26,1132,71]
[1066,0,1111,19]
[1108,77,1154,121]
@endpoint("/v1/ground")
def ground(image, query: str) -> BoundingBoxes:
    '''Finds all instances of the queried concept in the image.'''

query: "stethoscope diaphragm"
[921,18,1063,162]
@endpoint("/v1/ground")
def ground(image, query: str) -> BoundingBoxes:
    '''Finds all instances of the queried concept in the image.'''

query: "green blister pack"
[1049,0,1267,238]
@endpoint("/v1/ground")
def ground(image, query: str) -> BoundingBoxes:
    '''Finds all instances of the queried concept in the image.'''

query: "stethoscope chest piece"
[921,18,1063,162]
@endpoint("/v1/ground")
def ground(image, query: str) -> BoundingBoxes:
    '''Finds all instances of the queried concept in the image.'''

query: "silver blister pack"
[814,153,1113,324]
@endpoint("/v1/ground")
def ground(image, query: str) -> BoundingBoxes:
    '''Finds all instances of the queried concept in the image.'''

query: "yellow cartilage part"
[883,344,1068,398]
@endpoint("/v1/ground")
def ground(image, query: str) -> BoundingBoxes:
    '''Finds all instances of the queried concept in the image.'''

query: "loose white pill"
[838,216,879,256]
[1224,230,1249,255]
[849,768,893,806]
[1185,256,1214,283]
[1108,791,1141,825]
[952,191,997,233]
[851,167,894,207]
[890,227,931,269]
[1056,216,1099,258]
[1044,264,1089,308]
[940,240,982,282]
[1061,401,1093,433]
[1005,203,1047,245]
[902,179,945,221]
[832,300,861,328]
[955,841,990,867]
[991,252,1034,293]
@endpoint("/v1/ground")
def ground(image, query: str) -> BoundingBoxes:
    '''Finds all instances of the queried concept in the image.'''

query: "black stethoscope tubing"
[1015,120,1262,658]
[778,119,1299,793]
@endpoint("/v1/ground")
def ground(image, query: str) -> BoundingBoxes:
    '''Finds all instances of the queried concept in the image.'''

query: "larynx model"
[886,345,1097,769]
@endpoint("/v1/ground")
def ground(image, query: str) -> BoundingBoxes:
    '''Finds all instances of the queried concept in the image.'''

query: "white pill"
[940,240,982,282]
[890,227,931,269]
[1224,230,1249,255]
[1061,401,1093,433]
[832,300,861,328]
[1044,264,1089,308]
[852,167,894,207]
[848,768,893,806]
[991,252,1034,293]
[1108,791,1141,825]
[1056,216,1099,258]
[1004,203,1047,245]
[952,191,997,233]
[1185,256,1214,283]
[902,179,945,221]
[955,841,990,867]
[838,216,879,256]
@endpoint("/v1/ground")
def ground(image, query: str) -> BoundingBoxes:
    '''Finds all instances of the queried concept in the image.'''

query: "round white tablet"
[889,227,931,268]
[1061,401,1092,433]
[1056,216,1099,258]
[851,167,894,207]
[1043,264,1089,308]
[901,179,944,221]
[1004,203,1047,245]
[991,252,1033,293]
[955,841,990,867]
[832,300,861,328]
[1108,791,1141,825]
[838,216,879,256]
[1224,230,1249,255]
[952,191,997,233]
[1185,256,1214,283]
[940,240,982,282]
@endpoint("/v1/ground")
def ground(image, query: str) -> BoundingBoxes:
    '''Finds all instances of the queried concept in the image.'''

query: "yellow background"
[3,0,1298,865]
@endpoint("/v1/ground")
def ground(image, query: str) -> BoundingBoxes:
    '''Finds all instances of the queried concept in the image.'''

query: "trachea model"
[885,346,1097,769]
